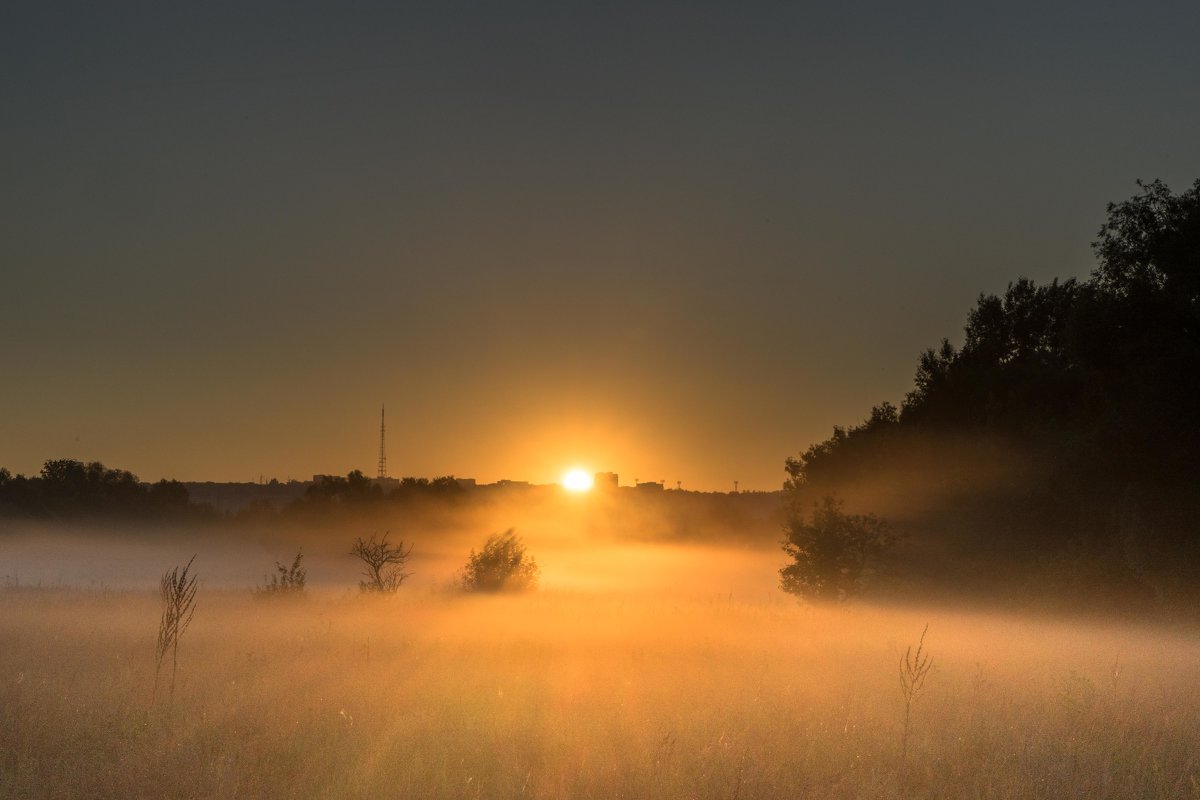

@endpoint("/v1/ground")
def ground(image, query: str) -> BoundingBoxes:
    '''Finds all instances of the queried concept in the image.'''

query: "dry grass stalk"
[899,623,933,765]
[154,555,198,705]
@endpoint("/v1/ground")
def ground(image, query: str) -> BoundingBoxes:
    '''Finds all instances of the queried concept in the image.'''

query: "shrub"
[780,495,894,601]
[350,533,413,593]
[459,529,540,592]
[257,550,307,596]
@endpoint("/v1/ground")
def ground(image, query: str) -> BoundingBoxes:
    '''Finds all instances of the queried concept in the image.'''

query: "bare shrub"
[350,533,413,593]
[257,550,307,596]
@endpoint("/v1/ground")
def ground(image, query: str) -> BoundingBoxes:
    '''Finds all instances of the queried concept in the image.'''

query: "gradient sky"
[3,1,1199,490]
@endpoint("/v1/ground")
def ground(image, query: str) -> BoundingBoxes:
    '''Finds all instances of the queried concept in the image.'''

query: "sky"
[3,1,1199,490]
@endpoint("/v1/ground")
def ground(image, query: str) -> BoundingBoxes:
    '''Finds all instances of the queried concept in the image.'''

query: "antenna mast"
[377,404,388,479]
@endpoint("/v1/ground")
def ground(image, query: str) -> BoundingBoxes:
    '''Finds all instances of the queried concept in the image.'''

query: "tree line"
[0,460,199,520]
[0,460,474,521]
[781,179,1200,611]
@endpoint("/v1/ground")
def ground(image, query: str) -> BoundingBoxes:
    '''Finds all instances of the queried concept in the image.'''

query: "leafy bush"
[459,529,540,592]
[780,495,893,601]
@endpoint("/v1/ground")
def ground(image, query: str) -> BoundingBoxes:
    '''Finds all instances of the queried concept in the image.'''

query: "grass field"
[3,561,1199,799]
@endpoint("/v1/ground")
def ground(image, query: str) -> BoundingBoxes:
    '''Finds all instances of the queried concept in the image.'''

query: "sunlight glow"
[562,468,594,492]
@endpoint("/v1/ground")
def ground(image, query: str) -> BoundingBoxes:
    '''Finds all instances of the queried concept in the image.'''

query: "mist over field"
[3,482,1200,799]
[0,487,783,593]
[0,530,776,606]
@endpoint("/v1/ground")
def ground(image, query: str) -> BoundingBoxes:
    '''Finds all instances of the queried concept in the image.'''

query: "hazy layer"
[3,577,1198,799]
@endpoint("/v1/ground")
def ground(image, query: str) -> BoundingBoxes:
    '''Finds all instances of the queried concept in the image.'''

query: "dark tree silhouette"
[0,459,205,519]
[1093,178,1200,307]
[299,470,382,509]
[350,533,413,593]
[785,178,1200,608]
[780,496,894,601]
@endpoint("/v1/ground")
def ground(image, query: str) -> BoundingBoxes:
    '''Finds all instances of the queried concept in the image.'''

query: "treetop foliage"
[793,178,1200,493]
[290,472,467,514]
[303,470,381,504]
[1093,178,1200,305]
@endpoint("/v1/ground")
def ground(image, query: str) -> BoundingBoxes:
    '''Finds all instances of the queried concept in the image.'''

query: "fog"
[5,491,1200,798]
[0,489,783,597]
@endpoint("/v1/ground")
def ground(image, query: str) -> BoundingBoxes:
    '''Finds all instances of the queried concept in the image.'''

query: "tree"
[903,278,1085,432]
[147,479,192,514]
[1093,178,1200,309]
[779,178,1200,607]
[784,402,901,492]
[780,496,893,601]
[350,533,413,593]
[961,278,1078,367]
[303,470,382,506]
[459,529,540,593]
[1083,179,1200,481]
[903,339,958,421]
[38,459,144,515]
[429,475,467,497]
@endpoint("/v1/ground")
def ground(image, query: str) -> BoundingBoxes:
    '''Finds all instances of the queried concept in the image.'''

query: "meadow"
[3,528,1199,800]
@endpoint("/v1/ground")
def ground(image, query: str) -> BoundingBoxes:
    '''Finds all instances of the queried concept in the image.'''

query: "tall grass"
[257,550,307,596]
[153,555,197,705]
[898,623,932,766]
[2,586,1199,799]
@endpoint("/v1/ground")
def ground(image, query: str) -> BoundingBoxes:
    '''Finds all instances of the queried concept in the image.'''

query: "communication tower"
[377,404,388,479]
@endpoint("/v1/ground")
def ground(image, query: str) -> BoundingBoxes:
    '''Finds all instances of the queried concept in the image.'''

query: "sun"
[562,468,594,492]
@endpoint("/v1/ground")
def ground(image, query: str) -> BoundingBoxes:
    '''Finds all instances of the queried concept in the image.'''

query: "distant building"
[594,472,619,490]
[455,478,477,488]
[635,480,664,491]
